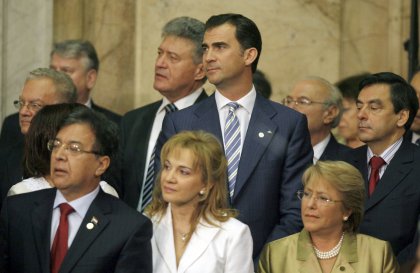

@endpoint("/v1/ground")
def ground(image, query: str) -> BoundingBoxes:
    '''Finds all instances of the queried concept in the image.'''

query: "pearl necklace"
[313,233,344,260]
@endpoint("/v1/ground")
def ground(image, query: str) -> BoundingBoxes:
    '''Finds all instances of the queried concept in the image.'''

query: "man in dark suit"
[344,72,420,264]
[407,69,420,145]
[50,39,121,124]
[0,68,77,207]
[119,17,208,210]
[0,107,152,273]
[284,76,350,163]
[157,13,313,260]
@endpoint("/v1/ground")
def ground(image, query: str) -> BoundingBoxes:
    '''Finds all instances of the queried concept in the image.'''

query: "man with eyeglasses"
[285,76,350,163]
[0,67,77,208]
[0,107,152,273]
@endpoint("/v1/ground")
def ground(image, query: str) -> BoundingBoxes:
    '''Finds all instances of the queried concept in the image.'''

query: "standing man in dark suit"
[0,107,152,273]
[407,69,420,145]
[0,68,77,206]
[157,13,313,260]
[344,72,420,263]
[284,76,350,163]
[119,17,207,210]
[50,39,121,124]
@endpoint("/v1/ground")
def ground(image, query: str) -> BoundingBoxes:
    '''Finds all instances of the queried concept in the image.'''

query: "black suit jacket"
[91,101,121,125]
[343,140,420,263]
[157,93,313,258]
[0,113,24,208]
[319,134,351,161]
[0,188,152,273]
[118,91,208,208]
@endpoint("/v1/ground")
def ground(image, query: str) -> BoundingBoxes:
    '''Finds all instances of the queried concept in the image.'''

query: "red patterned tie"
[368,156,386,196]
[51,203,74,273]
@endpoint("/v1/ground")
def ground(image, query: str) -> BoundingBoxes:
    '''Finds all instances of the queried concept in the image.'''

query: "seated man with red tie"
[343,72,420,264]
[0,107,152,273]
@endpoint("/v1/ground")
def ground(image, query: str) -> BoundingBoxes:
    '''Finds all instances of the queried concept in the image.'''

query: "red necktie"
[51,203,74,273]
[368,156,386,196]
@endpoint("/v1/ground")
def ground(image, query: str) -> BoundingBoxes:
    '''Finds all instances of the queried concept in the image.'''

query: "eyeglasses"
[282,97,327,107]
[13,100,44,112]
[47,139,101,156]
[296,190,342,206]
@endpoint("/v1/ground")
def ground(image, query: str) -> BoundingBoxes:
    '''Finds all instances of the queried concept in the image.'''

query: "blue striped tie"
[138,103,178,211]
[224,102,241,198]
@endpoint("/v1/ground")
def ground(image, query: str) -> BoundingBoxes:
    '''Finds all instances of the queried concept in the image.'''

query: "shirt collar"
[214,85,256,114]
[367,137,403,165]
[53,186,100,218]
[313,134,331,163]
[159,87,204,113]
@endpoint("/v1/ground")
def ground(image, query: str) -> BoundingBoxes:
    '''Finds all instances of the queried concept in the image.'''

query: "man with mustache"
[0,68,77,207]
[344,72,420,264]
[117,17,208,210]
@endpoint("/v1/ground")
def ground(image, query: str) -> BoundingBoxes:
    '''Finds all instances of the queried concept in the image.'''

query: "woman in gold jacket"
[258,161,399,273]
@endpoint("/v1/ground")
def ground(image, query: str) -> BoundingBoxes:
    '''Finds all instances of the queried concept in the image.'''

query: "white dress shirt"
[312,134,331,164]
[412,132,420,145]
[50,186,100,248]
[367,137,402,179]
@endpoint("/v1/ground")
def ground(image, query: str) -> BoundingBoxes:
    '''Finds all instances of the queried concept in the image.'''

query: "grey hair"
[26,68,77,103]
[306,76,343,128]
[162,17,205,64]
[51,39,99,72]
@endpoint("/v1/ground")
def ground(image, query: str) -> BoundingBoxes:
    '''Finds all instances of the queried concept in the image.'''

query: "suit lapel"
[365,141,414,211]
[349,146,369,194]
[31,189,56,273]
[153,209,177,272]
[233,96,277,201]
[177,220,219,273]
[192,95,223,141]
[131,102,161,189]
[59,191,111,273]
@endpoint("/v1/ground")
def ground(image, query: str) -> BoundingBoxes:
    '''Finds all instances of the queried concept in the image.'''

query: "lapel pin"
[86,216,98,230]
[258,132,264,138]
[267,130,272,134]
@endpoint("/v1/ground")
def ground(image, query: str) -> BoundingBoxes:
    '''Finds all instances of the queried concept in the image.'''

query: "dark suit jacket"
[343,140,420,263]
[0,188,152,273]
[156,93,313,258]
[0,113,24,209]
[91,101,121,125]
[319,134,351,161]
[118,91,208,208]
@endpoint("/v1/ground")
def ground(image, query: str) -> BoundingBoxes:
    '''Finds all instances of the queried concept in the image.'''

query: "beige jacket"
[258,230,399,273]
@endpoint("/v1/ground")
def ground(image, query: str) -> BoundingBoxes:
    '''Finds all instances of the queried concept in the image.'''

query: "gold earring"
[199,190,205,196]
[343,216,348,221]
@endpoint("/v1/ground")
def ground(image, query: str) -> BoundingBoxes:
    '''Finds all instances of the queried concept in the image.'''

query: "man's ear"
[95,155,110,177]
[323,105,339,125]
[243,48,258,67]
[194,63,206,81]
[396,109,409,128]
[86,69,97,90]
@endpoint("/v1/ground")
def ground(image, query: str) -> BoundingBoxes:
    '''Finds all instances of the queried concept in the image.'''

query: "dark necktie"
[139,103,178,211]
[51,203,75,273]
[368,156,386,196]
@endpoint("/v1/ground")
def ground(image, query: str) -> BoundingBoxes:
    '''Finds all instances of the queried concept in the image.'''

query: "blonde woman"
[146,131,253,273]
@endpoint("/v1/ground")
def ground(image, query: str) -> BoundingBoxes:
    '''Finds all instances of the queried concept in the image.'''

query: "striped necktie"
[224,102,241,198]
[138,103,178,211]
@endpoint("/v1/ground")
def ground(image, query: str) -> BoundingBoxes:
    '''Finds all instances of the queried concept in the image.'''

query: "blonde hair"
[145,131,237,241]
[302,160,365,233]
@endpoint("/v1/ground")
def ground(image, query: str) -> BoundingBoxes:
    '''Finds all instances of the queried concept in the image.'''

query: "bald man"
[284,76,350,163]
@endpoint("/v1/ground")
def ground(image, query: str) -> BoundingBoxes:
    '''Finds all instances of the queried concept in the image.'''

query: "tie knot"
[227,102,240,112]
[59,203,74,217]
[164,103,178,113]
[369,156,386,170]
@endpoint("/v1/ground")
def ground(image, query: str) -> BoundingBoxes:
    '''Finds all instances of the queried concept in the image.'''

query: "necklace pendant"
[181,233,187,241]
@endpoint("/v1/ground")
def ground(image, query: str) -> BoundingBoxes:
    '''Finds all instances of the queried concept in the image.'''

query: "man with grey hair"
[284,76,350,163]
[50,39,121,124]
[0,68,78,206]
[116,16,208,209]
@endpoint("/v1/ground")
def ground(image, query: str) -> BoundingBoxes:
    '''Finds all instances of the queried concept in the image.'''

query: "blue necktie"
[138,103,178,211]
[224,102,241,198]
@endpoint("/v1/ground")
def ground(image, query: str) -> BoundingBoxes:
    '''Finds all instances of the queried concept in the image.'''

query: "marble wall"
[0,0,413,119]
[0,0,53,121]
